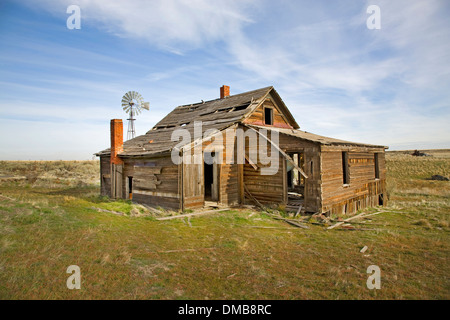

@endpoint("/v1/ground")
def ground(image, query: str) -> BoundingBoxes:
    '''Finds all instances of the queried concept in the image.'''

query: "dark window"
[342,152,349,185]
[374,153,380,179]
[264,107,273,125]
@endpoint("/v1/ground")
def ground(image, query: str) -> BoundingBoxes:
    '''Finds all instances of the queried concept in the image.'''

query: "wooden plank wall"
[122,156,181,210]
[278,133,321,212]
[219,126,239,206]
[182,152,203,210]
[243,99,293,129]
[242,127,285,205]
[100,156,111,197]
[321,146,387,215]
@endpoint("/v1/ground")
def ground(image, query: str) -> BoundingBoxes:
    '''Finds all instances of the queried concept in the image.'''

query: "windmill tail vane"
[121,91,149,140]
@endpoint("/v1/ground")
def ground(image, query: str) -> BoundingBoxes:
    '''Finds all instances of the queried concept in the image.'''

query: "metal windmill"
[121,91,149,140]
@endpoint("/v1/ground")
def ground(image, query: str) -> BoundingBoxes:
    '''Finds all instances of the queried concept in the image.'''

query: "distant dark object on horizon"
[429,175,449,181]
[412,150,431,157]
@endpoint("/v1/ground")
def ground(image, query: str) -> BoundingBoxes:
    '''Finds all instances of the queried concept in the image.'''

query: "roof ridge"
[177,86,273,108]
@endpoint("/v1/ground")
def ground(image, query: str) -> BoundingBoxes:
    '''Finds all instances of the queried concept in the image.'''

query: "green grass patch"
[0,157,449,299]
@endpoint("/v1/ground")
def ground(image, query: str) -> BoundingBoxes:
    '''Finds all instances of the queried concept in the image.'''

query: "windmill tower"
[121,91,149,140]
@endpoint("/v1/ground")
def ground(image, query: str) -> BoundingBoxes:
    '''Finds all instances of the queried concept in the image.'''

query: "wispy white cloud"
[2,0,449,160]
[29,0,256,51]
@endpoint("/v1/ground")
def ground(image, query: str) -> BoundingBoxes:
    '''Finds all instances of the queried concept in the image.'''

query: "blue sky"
[0,0,449,160]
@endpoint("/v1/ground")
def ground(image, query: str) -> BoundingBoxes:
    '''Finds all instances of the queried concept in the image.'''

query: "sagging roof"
[97,86,285,157]
[247,125,387,149]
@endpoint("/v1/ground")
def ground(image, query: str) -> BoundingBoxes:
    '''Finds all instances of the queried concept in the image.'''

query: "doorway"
[204,152,219,201]
[286,152,305,208]
[127,176,133,200]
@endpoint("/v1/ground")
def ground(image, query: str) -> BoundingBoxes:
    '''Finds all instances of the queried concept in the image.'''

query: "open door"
[204,151,219,201]
[182,152,204,209]
[127,176,133,200]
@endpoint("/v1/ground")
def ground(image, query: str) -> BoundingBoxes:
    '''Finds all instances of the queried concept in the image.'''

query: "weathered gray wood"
[182,151,204,209]
[156,209,229,220]
[134,166,162,175]
[294,204,303,217]
[327,211,381,230]
[91,207,124,216]
[134,177,161,190]
[245,125,308,179]
[244,183,265,209]
[268,214,309,229]
[245,154,258,170]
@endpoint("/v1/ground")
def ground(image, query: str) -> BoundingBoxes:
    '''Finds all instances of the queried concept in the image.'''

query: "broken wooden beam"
[294,204,303,218]
[327,211,384,230]
[268,214,309,229]
[156,209,229,221]
[91,207,124,216]
[243,183,265,210]
[245,154,258,170]
[245,125,308,179]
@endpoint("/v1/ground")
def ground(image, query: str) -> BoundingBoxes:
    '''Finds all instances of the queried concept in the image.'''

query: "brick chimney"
[220,85,230,99]
[110,119,124,165]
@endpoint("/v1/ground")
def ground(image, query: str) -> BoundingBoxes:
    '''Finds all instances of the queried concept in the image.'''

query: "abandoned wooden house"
[95,86,387,215]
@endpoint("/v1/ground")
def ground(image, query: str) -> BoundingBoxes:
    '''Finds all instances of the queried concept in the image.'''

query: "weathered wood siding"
[320,146,386,215]
[182,152,203,210]
[122,156,181,210]
[278,133,322,213]
[182,126,240,208]
[242,127,285,205]
[243,98,293,129]
[219,126,239,206]
[100,156,111,197]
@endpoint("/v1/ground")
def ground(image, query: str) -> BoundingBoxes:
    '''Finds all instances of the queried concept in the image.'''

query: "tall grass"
[0,154,449,299]
[0,160,99,187]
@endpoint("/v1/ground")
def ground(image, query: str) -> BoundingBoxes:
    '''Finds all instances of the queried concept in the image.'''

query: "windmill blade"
[125,92,132,101]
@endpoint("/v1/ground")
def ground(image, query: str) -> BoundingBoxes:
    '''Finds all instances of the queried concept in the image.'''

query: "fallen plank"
[327,212,373,230]
[335,228,380,231]
[294,204,303,218]
[284,219,309,229]
[91,207,124,216]
[244,184,265,210]
[156,209,229,221]
[268,214,309,229]
[242,226,297,230]
[140,204,165,214]
[361,212,383,219]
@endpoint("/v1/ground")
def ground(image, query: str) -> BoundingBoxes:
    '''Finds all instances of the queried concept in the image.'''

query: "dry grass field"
[0,151,449,300]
